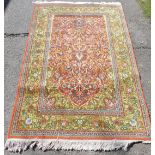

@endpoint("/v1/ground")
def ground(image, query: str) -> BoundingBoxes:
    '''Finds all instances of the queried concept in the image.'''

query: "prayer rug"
[5,1,151,152]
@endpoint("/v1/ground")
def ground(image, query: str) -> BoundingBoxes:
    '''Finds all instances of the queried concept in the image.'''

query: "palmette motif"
[8,4,150,140]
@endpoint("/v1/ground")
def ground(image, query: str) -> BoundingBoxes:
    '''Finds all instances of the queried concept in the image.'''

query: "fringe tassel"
[5,139,151,153]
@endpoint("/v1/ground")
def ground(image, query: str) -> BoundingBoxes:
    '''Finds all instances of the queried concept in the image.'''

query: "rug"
[5,1,151,152]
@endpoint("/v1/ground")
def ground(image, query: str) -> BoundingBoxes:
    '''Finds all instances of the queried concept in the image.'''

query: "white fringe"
[5,139,151,153]
[32,1,121,5]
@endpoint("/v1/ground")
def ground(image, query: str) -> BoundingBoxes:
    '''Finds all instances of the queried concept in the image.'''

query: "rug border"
[119,4,151,122]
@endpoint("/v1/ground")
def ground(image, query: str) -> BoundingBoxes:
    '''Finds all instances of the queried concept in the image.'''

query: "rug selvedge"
[7,2,150,144]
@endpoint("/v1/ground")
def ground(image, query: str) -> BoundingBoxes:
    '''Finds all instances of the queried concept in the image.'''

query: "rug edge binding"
[32,1,122,5]
[5,139,151,152]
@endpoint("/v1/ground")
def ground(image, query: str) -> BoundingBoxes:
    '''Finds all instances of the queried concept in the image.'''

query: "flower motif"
[104,98,115,109]
[67,84,71,88]
[127,88,132,93]
[61,120,68,126]
[45,98,55,107]
[33,73,38,78]
[25,118,32,125]
[122,73,128,79]
[123,63,127,67]
[29,86,34,91]
[130,119,137,127]
[128,105,134,112]
[77,119,83,125]
[113,120,122,126]
[93,122,99,128]
[45,115,49,121]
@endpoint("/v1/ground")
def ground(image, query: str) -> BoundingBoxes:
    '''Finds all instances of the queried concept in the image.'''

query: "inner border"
[38,14,124,116]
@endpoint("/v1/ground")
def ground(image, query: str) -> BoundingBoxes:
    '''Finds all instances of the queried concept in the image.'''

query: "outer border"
[120,4,151,122]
